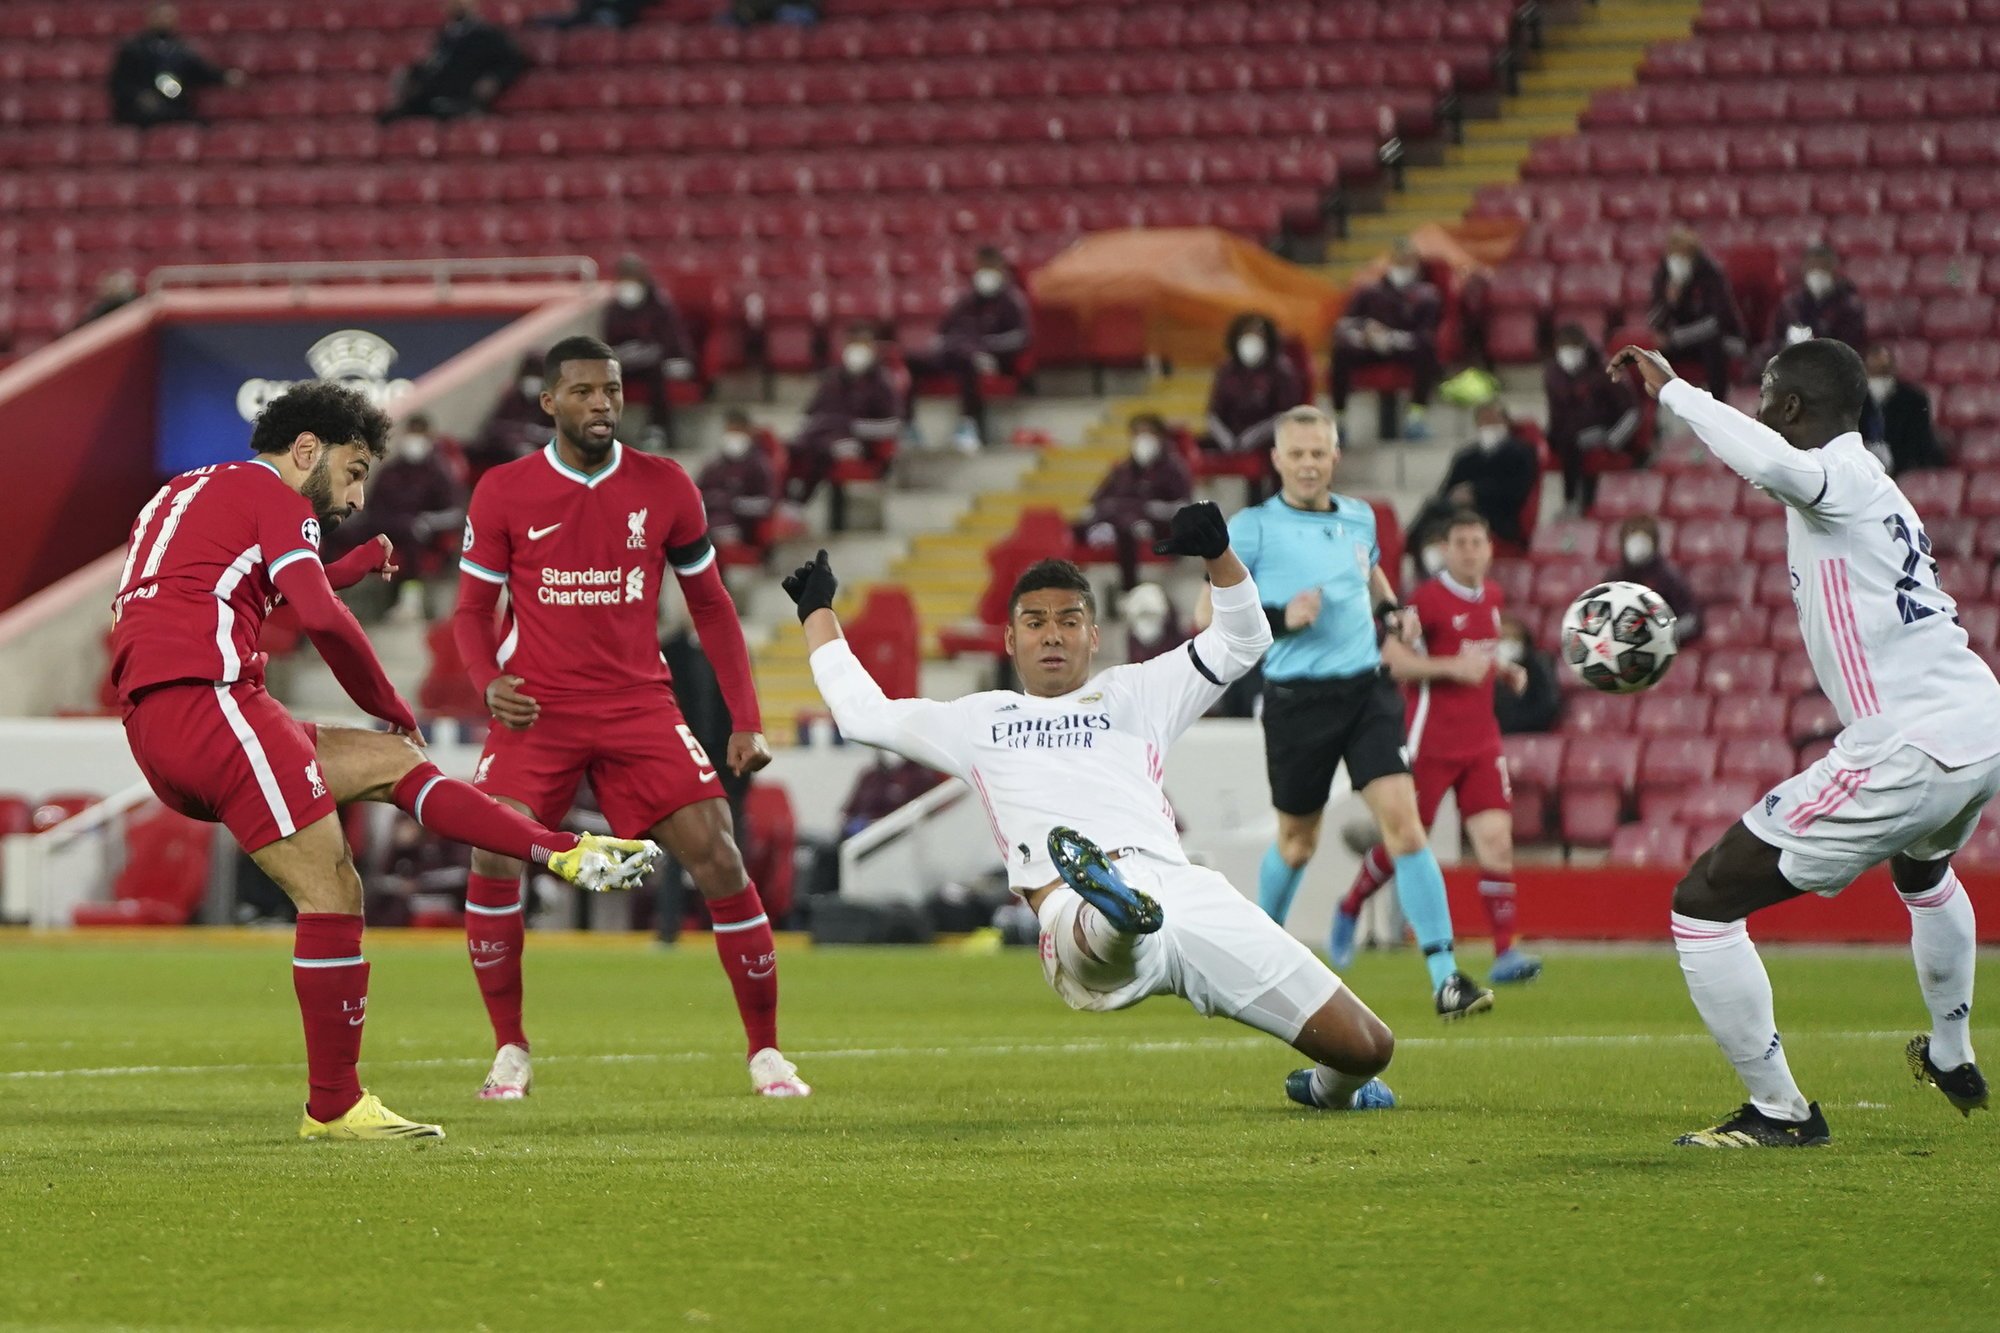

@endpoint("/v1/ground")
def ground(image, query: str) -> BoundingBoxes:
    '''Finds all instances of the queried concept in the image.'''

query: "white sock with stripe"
[1672,913,1812,1122]
[1309,1066,1369,1109]
[1901,869,1977,1070]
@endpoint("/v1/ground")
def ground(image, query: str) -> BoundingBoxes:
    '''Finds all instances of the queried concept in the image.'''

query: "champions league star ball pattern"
[1561,581,1679,694]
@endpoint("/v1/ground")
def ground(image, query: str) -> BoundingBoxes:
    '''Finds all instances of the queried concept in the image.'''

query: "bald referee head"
[1756,338,1867,452]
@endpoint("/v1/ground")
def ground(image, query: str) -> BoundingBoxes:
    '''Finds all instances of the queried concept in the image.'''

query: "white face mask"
[1804,270,1834,299]
[1420,544,1447,576]
[519,376,542,398]
[972,268,1004,297]
[1130,611,1166,639]
[1785,323,1814,346]
[1623,534,1655,564]
[720,430,752,460]
[1495,639,1524,666]
[1387,265,1418,289]
[1124,586,1167,636]
[1665,254,1694,283]
[1235,334,1267,367]
[1476,424,1508,449]
[1130,433,1161,467]
[397,434,431,464]
[1868,375,1894,403]
[1555,346,1586,374]
[614,280,647,309]
[842,343,876,375]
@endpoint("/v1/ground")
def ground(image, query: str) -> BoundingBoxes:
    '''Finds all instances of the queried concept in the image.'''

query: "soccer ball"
[1561,581,1679,694]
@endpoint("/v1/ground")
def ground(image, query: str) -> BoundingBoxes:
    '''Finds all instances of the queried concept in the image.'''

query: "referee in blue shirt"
[1206,406,1492,1018]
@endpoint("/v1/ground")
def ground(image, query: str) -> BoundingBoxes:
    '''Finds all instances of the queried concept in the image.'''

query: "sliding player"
[112,381,657,1142]
[792,504,1397,1111]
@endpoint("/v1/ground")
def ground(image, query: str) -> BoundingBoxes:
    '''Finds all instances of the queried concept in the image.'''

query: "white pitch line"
[0,1029,1931,1082]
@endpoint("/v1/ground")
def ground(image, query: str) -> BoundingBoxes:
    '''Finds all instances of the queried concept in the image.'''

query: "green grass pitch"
[2,934,1996,1331]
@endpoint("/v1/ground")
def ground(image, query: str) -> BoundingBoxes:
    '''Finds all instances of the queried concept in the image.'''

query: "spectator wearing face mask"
[1544,325,1641,513]
[905,246,1032,452]
[1860,344,1946,476]
[1647,225,1745,396]
[1120,582,1189,665]
[1609,516,1702,644]
[603,255,698,452]
[1493,614,1562,735]
[1203,313,1308,457]
[109,5,245,128]
[698,410,778,551]
[789,323,903,515]
[1435,401,1540,550]
[1331,238,1443,440]
[1075,413,1194,590]
[1757,246,1868,369]
[359,414,468,620]
[472,353,551,478]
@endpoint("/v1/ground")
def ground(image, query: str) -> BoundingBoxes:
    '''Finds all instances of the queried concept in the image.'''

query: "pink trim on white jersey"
[1819,558,1880,717]
[1786,766,1871,832]
[967,767,1009,858]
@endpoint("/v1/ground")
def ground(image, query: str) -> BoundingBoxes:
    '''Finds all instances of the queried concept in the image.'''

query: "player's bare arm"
[1381,635,1490,686]
[1609,345,1678,398]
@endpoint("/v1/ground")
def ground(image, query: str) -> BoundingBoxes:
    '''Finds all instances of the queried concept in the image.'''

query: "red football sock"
[293,912,369,1124]
[1480,876,1519,955]
[392,763,578,865]
[466,873,528,1051]
[708,884,778,1059]
[1341,844,1396,916]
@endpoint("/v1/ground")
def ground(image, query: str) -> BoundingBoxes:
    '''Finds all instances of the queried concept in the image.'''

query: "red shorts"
[124,682,334,853]
[1412,748,1511,828]
[473,688,720,838]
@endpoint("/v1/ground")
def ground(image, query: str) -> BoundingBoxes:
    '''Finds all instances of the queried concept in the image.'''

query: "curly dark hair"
[1009,558,1095,620]
[248,380,392,458]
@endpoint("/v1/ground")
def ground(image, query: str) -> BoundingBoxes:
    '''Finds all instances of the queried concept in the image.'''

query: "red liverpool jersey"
[458,441,712,701]
[110,460,325,707]
[1405,573,1505,762]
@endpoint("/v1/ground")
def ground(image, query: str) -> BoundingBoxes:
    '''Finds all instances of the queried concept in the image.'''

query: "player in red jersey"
[452,335,807,1100]
[1332,511,1544,984]
[111,380,661,1141]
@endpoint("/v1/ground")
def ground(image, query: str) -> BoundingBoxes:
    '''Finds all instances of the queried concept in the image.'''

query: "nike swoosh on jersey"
[528,523,562,540]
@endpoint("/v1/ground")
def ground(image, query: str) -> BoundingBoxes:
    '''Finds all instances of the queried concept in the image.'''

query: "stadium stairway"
[1324,0,1703,277]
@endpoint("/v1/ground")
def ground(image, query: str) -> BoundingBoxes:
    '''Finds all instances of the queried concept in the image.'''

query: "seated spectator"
[725,0,823,28]
[1757,245,1867,367]
[109,5,243,128]
[358,415,468,619]
[1609,516,1702,644]
[1075,414,1193,590]
[379,1,527,124]
[906,246,1032,452]
[1331,238,1442,440]
[469,354,550,478]
[789,323,902,511]
[1494,614,1561,734]
[74,271,140,330]
[841,754,943,838]
[1647,225,1744,396]
[1861,345,1947,476]
[1203,313,1306,455]
[1121,582,1189,665]
[1544,324,1641,513]
[605,255,699,451]
[539,0,657,27]
[699,410,777,550]
[1436,401,1539,550]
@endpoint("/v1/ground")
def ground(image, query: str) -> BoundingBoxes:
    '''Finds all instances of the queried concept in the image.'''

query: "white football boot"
[478,1043,533,1101]
[748,1047,811,1098]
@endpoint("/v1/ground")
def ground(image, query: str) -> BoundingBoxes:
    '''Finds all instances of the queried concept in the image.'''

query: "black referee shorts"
[1260,668,1411,817]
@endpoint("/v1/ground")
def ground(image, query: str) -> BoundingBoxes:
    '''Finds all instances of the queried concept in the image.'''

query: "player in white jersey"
[1614,342,1996,1147]
[787,502,1398,1110]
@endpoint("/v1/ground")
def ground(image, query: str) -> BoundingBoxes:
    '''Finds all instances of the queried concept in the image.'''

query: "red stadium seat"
[1712,691,1791,739]
[1560,691,1639,736]
[1503,734,1567,793]
[1777,649,1821,694]
[1662,472,1739,519]
[1561,734,1642,795]
[1899,471,1967,516]
[1672,780,1763,829]
[1634,692,1713,737]
[1592,471,1666,521]
[1703,648,1778,695]
[1609,821,1691,866]
[1699,604,1770,649]
[1719,735,1798,784]
[1786,694,1844,745]
[1688,562,1757,608]
[1674,518,1750,565]
[1640,736,1721,795]
[1560,789,1624,847]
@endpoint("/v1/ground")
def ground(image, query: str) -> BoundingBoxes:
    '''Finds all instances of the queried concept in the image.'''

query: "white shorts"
[1743,725,2000,895]
[1035,854,1342,1043]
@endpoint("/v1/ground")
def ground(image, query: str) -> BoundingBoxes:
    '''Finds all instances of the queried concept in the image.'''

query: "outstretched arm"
[791,552,967,777]
[271,556,418,733]
[1611,346,1828,508]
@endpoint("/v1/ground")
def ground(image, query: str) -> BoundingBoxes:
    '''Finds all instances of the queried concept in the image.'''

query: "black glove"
[1151,501,1230,560]
[782,548,838,623]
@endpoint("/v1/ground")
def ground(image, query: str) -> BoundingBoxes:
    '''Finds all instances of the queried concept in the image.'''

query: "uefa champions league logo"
[235,329,418,422]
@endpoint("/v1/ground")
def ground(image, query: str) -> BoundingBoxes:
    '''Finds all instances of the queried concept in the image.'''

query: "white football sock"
[1901,869,1977,1071]
[1309,1066,1369,1109]
[1060,899,1140,991]
[1672,913,1812,1122]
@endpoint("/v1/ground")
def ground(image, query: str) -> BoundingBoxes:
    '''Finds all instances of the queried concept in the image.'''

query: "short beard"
[299,456,353,530]
[561,418,614,461]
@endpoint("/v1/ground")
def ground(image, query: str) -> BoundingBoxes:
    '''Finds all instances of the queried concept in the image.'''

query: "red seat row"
[1646,27,2000,82]
[1696,0,2000,35]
